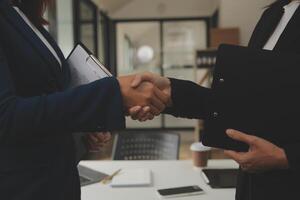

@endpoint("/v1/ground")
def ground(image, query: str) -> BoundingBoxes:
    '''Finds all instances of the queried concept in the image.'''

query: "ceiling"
[93,0,219,17]
[93,0,134,13]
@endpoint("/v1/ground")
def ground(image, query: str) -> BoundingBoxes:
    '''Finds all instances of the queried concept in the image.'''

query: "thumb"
[131,73,154,88]
[131,75,143,88]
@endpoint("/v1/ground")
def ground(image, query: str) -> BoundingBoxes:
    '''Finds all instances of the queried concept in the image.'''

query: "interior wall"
[98,0,275,46]
[219,0,274,46]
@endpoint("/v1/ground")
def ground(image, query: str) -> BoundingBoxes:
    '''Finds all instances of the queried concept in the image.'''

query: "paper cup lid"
[190,142,211,152]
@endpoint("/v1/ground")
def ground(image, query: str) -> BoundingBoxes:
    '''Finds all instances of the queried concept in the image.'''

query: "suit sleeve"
[164,78,212,119]
[0,46,125,142]
[282,144,300,170]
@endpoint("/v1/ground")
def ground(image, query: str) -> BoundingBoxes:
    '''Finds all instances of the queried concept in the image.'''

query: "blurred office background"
[45,0,273,160]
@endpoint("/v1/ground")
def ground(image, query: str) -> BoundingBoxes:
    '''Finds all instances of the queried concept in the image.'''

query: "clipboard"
[201,169,238,188]
[67,44,113,162]
[67,43,112,88]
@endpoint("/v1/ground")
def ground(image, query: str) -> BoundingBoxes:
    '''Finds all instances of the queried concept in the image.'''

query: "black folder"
[202,169,238,188]
[202,44,300,151]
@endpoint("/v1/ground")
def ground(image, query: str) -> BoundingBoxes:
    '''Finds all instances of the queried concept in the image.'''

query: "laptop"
[78,165,108,187]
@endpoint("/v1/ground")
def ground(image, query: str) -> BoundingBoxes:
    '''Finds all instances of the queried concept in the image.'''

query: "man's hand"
[224,129,289,173]
[131,72,171,96]
[118,74,169,116]
[128,72,172,121]
[87,132,111,152]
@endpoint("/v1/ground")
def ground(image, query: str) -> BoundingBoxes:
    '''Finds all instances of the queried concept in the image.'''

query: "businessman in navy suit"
[0,0,169,200]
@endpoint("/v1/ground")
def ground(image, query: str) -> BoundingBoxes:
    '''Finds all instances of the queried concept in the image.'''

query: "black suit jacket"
[166,1,300,199]
[0,1,125,200]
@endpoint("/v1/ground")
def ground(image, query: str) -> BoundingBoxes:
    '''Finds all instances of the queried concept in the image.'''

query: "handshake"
[117,72,172,122]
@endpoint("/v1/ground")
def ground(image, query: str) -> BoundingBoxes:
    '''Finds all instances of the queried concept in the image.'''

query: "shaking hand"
[129,72,172,121]
[118,74,169,117]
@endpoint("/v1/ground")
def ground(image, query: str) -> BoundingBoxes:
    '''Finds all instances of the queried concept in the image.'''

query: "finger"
[224,150,245,164]
[130,110,142,120]
[149,88,168,113]
[91,133,107,144]
[141,113,155,121]
[129,106,142,115]
[241,163,258,173]
[150,96,165,114]
[138,112,151,122]
[131,73,153,88]
[103,131,111,138]
[89,134,99,143]
[129,106,142,120]
[103,132,112,142]
[131,75,142,88]
[226,129,255,145]
[95,132,106,141]
[95,132,105,137]
[153,86,170,105]
[241,164,250,171]
[89,136,106,147]
[147,113,155,120]
[136,107,150,121]
[87,139,101,151]
[131,111,139,120]
[148,104,162,116]
[143,106,151,112]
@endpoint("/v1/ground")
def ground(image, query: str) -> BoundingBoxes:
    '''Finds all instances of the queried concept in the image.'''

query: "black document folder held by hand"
[67,43,112,88]
[202,44,300,152]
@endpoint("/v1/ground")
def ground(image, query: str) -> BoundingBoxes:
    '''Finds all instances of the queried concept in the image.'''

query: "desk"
[80,160,238,200]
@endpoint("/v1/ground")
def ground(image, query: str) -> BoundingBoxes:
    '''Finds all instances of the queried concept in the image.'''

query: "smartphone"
[157,185,205,198]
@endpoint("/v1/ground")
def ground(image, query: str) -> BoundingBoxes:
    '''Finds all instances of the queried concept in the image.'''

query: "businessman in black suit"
[130,0,300,199]
[0,0,169,200]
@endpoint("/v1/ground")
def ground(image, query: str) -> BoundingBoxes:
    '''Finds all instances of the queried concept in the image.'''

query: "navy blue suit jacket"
[0,0,125,199]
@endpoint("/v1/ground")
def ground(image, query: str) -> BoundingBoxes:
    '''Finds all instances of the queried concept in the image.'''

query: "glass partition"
[117,22,163,128]
[163,20,207,128]
[116,19,208,128]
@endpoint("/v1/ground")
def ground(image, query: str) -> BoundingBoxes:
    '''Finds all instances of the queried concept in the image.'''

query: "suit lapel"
[39,27,71,88]
[248,5,285,48]
[274,6,300,51]
[0,0,64,88]
[38,27,65,62]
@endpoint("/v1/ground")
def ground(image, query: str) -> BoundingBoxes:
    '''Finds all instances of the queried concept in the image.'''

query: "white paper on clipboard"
[67,44,112,88]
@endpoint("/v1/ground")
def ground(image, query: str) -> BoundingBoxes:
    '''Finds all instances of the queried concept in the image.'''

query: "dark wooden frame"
[98,11,112,67]
[73,0,99,57]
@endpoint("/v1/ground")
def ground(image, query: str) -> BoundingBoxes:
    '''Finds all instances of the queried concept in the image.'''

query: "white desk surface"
[80,160,238,200]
